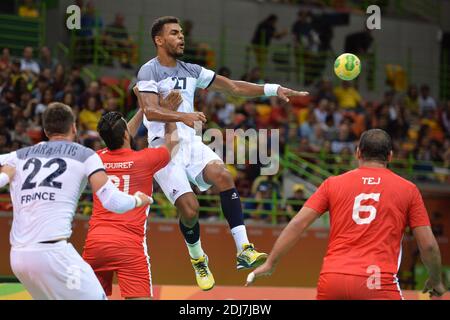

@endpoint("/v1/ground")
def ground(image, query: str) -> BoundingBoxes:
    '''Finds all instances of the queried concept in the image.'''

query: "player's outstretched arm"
[89,170,152,214]
[413,226,447,297]
[209,75,309,103]
[246,206,320,286]
[137,90,206,128]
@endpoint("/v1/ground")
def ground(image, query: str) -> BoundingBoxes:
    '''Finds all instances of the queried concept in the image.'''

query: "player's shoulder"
[96,147,109,156]
[385,169,417,190]
[0,152,13,164]
[138,146,167,157]
[137,57,160,81]
[70,142,99,162]
[15,141,97,163]
[325,168,359,184]
[176,60,203,78]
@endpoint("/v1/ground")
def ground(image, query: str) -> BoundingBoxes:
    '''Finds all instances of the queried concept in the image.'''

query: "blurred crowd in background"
[0,44,449,224]
[0,0,448,224]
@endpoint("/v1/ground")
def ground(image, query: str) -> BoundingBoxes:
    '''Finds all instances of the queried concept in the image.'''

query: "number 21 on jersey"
[108,175,130,194]
[352,193,380,225]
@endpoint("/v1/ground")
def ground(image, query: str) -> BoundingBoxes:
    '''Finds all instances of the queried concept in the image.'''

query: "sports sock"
[231,225,250,253]
[220,188,249,252]
[179,220,204,259]
[186,239,205,260]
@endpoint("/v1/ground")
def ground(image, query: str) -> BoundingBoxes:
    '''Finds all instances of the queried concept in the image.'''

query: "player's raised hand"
[160,90,183,111]
[422,278,447,298]
[133,191,154,208]
[277,86,309,103]
[1,165,15,181]
[245,261,275,287]
[182,112,207,128]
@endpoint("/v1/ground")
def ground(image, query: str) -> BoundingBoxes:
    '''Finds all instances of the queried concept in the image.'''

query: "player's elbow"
[143,106,161,121]
[421,243,440,255]
[418,238,440,257]
[144,109,156,121]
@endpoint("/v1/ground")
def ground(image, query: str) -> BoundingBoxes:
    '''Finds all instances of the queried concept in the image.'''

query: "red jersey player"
[83,90,181,299]
[247,129,446,300]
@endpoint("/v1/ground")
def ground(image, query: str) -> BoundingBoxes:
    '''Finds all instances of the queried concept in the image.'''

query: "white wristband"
[264,83,280,97]
[134,194,143,207]
[0,172,9,188]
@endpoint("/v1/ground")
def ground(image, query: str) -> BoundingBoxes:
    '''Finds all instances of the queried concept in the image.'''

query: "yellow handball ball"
[334,53,361,81]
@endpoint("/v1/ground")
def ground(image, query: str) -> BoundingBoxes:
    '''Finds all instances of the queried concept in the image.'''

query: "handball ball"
[334,53,361,81]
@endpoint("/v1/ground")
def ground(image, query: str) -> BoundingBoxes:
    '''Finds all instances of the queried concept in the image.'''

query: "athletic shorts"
[83,242,153,299]
[10,241,106,300]
[316,273,404,300]
[150,137,223,204]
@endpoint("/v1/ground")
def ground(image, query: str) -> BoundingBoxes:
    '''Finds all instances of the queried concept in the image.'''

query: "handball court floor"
[0,283,449,300]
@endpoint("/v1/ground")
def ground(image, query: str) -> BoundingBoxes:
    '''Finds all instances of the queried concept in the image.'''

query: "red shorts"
[317,273,403,300]
[82,242,152,299]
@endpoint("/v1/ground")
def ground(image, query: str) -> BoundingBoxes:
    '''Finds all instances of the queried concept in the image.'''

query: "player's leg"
[10,242,107,300]
[10,248,50,300]
[82,242,115,297]
[93,271,114,298]
[59,242,108,300]
[116,247,153,300]
[186,141,267,270]
[202,161,267,269]
[154,162,215,290]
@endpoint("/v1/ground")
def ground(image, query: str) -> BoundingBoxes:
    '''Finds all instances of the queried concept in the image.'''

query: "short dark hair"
[151,16,180,45]
[97,112,128,150]
[358,129,393,162]
[43,102,75,136]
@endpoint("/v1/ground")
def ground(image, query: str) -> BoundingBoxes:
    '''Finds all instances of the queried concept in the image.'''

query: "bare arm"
[89,170,112,194]
[209,75,308,103]
[134,87,180,156]
[413,226,447,297]
[127,108,143,138]
[246,206,321,285]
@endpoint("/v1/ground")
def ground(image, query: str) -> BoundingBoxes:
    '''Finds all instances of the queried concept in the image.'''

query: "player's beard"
[168,44,184,59]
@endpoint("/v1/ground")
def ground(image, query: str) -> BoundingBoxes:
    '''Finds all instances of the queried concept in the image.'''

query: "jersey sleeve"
[196,67,216,89]
[137,63,158,94]
[304,178,330,215]
[3,152,17,167]
[84,152,106,178]
[145,147,170,174]
[0,153,12,166]
[407,186,431,229]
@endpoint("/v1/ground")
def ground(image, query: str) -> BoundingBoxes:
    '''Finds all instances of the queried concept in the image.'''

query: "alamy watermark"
[366,5,381,30]
[165,122,280,176]
[366,265,382,290]
[66,265,81,290]
[66,5,81,30]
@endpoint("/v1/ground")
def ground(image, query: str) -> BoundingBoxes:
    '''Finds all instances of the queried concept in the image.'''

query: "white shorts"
[10,241,107,300]
[150,137,223,204]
